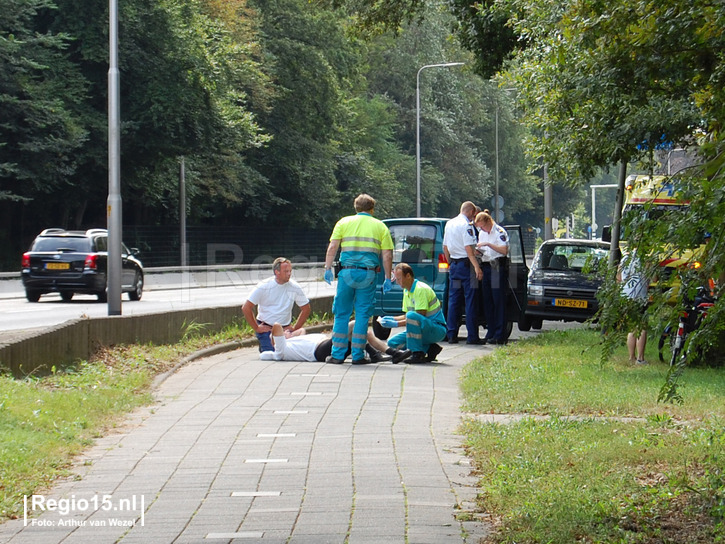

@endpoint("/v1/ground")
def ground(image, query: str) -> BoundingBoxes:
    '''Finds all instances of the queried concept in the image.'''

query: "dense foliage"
[0,0,536,268]
[330,0,725,384]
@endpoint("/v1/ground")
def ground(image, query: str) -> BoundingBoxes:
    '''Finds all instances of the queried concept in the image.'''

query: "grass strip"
[0,314,330,521]
[461,327,725,543]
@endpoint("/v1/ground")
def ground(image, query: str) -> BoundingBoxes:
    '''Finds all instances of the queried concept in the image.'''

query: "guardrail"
[1,262,328,300]
[0,262,327,280]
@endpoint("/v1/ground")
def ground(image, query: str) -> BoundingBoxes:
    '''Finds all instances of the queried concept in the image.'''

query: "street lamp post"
[493,88,516,223]
[590,183,617,239]
[107,0,122,315]
[416,62,464,217]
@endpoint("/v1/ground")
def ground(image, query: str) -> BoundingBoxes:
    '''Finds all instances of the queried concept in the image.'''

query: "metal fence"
[124,226,331,268]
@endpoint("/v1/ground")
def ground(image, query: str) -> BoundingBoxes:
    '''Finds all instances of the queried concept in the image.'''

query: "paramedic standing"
[443,201,483,344]
[324,194,394,364]
[474,211,509,344]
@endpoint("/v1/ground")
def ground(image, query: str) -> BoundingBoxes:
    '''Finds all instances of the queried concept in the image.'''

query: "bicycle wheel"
[658,325,674,363]
[669,328,686,367]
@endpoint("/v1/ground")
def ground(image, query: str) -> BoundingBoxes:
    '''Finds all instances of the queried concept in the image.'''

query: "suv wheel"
[61,292,74,302]
[97,289,108,302]
[128,273,143,301]
[518,316,532,332]
[26,290,41,302]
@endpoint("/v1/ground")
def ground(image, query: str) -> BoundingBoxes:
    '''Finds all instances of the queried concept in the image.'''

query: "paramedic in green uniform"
[323,194,393,364]
[378,263,446,364]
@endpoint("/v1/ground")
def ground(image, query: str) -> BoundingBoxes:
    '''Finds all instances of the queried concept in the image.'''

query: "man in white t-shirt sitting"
[242,257,311,352]
[260,323,392,364]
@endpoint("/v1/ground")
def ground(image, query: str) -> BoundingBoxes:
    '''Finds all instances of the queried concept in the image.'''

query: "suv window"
[94,236,108,252]
[507,228,525,265]
[538,243,608,272]
[389,224,437,263]
[31,237,92,253]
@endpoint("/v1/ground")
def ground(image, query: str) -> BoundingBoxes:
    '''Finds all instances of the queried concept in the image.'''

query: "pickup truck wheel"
[518,316,532,332]
[503,321,514,340]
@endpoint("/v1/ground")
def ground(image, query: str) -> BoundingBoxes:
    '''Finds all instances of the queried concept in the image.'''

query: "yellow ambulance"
[622,174,703,298]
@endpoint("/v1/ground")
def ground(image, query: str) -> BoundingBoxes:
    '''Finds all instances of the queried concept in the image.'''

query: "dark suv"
[371,218,529,341]
[21,228,144,302]
[521,238,609,329]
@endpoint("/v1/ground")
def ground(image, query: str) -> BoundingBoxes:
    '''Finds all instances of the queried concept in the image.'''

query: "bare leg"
[273,323,305,339]
[627,332,637,362]
[366,330,388,352]
[636,330,647,361]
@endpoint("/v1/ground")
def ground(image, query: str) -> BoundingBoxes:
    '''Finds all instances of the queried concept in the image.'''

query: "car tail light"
[438,253,449,271]
[84,254,98,270]
[22,253,31,268]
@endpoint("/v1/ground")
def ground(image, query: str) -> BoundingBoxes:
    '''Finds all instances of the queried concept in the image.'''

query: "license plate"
[45,262,70,270]
[553,298,587,308]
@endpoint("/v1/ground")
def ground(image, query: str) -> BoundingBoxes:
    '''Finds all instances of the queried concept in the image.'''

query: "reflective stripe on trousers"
[388,310,447,353]
[331,268,376,360]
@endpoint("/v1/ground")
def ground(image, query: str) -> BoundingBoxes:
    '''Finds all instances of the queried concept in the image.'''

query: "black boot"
[426,343,443,362]
[406,351,428,364]
[366,344,391,363]
[391,349,412,364]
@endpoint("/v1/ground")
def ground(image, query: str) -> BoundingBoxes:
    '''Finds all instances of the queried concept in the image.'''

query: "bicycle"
[658,286,715,366]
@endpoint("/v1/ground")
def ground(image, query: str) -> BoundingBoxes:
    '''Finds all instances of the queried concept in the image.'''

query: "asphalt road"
[0,273,580,343]
[0,280,337,340]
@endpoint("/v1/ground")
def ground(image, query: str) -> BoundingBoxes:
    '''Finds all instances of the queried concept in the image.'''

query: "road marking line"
[231,491,281,497]
[206,532,263,539]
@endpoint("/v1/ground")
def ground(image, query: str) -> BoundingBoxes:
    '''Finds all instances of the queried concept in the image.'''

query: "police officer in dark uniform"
[442,201,483,344]
[474,211,509,344]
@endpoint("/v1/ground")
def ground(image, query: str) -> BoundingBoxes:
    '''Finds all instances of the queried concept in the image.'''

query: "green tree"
[245,0,358,227]
[0,0,87,204]
[39,0,271,227]
[359,5,537,219]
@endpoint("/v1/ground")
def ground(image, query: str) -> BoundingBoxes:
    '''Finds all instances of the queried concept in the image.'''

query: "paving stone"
[0,342,492,543]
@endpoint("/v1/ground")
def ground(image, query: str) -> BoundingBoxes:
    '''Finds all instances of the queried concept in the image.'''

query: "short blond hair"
[474,211,493,226]
[272,257,291,272]
[354,194,376,212]
[460,201,476,214]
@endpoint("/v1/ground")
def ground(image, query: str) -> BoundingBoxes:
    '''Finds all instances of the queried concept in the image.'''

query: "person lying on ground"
[259,323,393,364]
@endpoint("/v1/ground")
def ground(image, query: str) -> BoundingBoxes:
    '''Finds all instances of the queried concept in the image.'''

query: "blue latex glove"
[383,278,393,293]
[379,316,398,328]
[324,268,334,285]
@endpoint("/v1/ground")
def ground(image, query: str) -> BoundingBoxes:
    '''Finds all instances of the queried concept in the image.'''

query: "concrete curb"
[0,297,333,377]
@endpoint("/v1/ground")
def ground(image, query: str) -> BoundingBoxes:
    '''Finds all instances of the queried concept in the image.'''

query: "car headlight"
[528,284,543,296]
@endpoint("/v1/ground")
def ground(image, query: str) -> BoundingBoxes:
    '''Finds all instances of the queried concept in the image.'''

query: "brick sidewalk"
[0,343,492,544]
